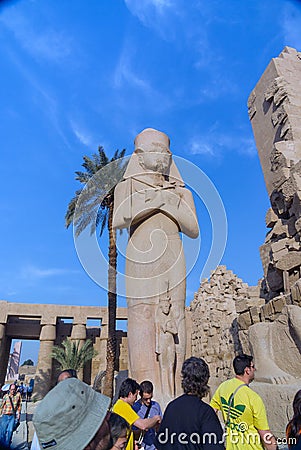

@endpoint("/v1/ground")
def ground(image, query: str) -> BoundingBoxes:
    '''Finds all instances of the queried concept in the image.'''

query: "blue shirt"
[133,399,162,450]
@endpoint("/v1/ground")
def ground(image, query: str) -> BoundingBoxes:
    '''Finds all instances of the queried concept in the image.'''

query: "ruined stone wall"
[188,266,259,391]
[248,46,301,300]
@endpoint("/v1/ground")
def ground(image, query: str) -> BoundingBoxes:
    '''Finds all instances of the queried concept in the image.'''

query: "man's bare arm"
[258,429,278,450]
[134,415,161,431]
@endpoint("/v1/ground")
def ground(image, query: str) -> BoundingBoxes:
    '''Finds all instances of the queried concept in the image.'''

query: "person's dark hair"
[286,390,301,446]
[84,411,112,450]
[181,357,209,399]
[139,380,153,397]
[57,368,78,381]
[233,354,253,375]
[109,412,129,445]
[119,378,140,398]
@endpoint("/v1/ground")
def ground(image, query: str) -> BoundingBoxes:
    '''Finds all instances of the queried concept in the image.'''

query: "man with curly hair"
[155,357,224,450]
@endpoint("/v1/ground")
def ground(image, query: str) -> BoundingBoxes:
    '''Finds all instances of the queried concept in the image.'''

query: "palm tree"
[65,146,127,399]
[51,338,97,371]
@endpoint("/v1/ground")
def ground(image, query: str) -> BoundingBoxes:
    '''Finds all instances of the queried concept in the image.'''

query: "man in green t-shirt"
[210,354,278,450]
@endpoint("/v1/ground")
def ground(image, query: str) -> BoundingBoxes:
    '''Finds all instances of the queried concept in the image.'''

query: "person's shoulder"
[169,394,187,404]
[196,399,220,421]
[215,377,242,392]
[248,387,265,403]
[151,400,161,408]
[219,378,235,387]
[169,394,201,408]
[132,400,142,412]
[112,398,123,410]
[163,394,185,411]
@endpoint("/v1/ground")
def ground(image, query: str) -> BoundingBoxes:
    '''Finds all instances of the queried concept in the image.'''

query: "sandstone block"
[270,219,289,239]
[237,311,252,330]
[272,246,289,262]
[290,192,301,218]
[238,330,251,354]
[287,238,300,250]
[295,217,301,232]
[260,301,274,320]
[235,298,249,313]
[266,208,278,228]
[271,296,286,313]
[249,306,261,324]
[271,239,287,253]
[276,251,301,271]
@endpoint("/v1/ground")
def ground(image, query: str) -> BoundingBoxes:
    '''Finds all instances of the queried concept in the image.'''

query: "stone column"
[34,324,56,400]
[0,324,7,385]
[0,323,5,354]
[0,302,8,385]
[71,323,87,380]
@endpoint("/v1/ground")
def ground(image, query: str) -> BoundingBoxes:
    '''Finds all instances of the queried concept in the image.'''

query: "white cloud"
[113,43,151,92]
[282,2,301,49]
[0,7,72,63]
[20,265,79,281]
[3,50,72,148]
[125,0,175,22]
[190,139,215,156]
[188,130,257,158]
[112,40,171,112]
[70,121,93,147]
[124,0,185,42]
[199,76,239,101]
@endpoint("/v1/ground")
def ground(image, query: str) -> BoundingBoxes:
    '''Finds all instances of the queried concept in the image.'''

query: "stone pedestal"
[252,381,299,439]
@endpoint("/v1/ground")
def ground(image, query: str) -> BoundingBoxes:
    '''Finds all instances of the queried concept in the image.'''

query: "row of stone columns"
[34,322,87,399]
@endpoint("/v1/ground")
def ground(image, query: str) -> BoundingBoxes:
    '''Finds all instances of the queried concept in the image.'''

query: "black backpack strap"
[8,395,16,417]
[144,403,152,419]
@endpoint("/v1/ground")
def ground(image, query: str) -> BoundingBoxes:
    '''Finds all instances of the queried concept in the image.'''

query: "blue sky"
[1,0,301,363]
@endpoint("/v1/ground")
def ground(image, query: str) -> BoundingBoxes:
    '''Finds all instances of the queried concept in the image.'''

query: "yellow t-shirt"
[210,378,269,450]
[113,399,140,450]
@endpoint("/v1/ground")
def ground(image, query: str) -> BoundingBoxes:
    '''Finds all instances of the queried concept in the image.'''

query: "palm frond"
[98,146,109,167]
[51,338,97,371]
[82,155,98,176]
[75,171,91,184]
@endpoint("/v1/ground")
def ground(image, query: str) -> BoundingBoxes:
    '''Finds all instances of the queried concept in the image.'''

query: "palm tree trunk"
[103,197,117,400]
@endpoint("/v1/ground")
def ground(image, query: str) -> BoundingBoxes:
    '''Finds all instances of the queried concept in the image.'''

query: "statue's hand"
[144,189,165,208]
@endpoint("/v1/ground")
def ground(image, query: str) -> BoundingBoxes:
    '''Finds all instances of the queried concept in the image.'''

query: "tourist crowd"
[1,355,300,450]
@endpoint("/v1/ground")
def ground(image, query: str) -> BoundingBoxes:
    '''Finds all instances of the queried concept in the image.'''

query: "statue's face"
[137,143,171,174]
[160,301,171,314]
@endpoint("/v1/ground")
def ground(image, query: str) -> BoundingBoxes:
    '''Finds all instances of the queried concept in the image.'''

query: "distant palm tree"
[51,338,97,371]
[65,146,127,399]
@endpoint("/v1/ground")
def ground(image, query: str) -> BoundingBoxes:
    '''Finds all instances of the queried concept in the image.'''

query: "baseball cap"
[33,378,111,450]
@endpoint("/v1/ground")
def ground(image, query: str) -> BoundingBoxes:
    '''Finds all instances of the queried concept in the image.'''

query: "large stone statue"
[113,128,199,402]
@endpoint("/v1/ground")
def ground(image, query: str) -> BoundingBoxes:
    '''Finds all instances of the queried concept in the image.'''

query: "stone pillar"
[0,302,8,385]
[34,324,56,400]
[0,324,8,385]
[0,323,5,356]
[71,323,87,380]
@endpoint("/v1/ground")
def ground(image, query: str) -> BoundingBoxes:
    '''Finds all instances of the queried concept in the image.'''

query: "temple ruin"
[0,301,128,398]
[1,45,301,439]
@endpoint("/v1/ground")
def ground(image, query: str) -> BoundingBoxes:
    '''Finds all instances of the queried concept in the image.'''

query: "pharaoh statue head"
[134,128,172,174]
